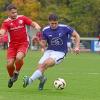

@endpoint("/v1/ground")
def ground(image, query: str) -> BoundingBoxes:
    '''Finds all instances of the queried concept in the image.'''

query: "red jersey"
[36,32,42,41]
[1,15,32,44]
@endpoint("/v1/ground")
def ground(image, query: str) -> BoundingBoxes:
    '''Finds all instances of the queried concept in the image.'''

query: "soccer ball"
[54,78,66,90]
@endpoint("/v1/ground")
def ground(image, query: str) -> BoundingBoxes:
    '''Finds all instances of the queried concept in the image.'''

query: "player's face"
[49,21,58,29]
[8,9,18,19]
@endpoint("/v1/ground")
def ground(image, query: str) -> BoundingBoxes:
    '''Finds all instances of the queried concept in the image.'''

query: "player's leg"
[15,42,29,81]
[7,46,17,77]
[11,52,24,83]
[23,50,65,90]
[23,65,49,90]
[7,46,17,88]
[37,51,65,90]
[7,59,15,77]
[23,50,51,88]
[38,58,55,90]
[7,59,15,88]
[15,52,24,72]
[15,42,29,71]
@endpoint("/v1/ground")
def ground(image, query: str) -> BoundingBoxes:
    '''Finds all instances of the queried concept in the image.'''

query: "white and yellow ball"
[54,78,66,90]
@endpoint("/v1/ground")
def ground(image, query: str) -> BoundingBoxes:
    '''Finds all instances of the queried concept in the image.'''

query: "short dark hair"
[48,13,58,21]
[6,4,17,11]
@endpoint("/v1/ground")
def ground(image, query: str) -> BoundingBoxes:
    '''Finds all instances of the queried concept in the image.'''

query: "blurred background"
[0,0,100,52]
[0,2,100,100]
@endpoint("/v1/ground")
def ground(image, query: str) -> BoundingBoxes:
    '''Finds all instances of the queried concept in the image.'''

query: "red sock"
[7,66,15,77]
[15,60,24,72]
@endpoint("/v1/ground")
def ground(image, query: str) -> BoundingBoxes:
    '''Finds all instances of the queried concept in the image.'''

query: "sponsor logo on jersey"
[51,37,63,46]
[19,20,23,24]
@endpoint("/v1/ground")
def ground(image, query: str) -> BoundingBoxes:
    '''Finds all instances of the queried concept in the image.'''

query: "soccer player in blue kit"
[23,13,80,90]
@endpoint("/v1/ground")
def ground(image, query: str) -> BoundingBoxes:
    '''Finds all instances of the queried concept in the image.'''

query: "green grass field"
[0,50,100,100]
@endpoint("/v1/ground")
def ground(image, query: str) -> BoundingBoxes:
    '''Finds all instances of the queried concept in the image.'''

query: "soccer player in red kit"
[32,32,45,51]
[0,4,41,88]
[32,32,42,47]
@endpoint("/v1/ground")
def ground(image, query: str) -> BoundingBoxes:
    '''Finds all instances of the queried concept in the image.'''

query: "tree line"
[0,0,100,37]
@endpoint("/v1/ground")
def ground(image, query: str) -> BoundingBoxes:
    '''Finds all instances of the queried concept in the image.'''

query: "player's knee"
[44,61,49,67]
[38,63,48,69]
[41,62,53,71]
[16,54,24,61]
[44,59,55,67]
[16,56,22,62]
[7,61,14,68]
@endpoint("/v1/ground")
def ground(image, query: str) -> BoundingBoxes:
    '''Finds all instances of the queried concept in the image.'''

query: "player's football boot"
[8,79,13,88]
[38,76,47,90]
[23,76,29,88]
[11,72,19,82]
[8,72,19,88]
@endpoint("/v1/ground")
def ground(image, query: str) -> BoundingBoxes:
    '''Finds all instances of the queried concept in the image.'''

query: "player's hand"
[35,25,41,31]
[0,29,5,37]
[40,48,45,53]
[74,47,80,54]
[32,22,41,31]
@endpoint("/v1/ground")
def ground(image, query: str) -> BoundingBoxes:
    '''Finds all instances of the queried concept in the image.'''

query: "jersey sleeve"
[42,30,47,40]
[1,21,9,31]
[65,25,74,35]
[23,16,32,25]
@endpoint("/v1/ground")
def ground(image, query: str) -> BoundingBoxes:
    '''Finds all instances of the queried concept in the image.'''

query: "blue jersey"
[42,24,74,53]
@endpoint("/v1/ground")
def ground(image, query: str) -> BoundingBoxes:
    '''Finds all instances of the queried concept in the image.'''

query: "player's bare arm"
[31,21,41,31]
[0,29,6,37]
[72,31,80,54]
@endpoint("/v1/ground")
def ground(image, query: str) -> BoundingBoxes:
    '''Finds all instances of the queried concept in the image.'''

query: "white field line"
[88,73,100,75]
[60,72,100,75]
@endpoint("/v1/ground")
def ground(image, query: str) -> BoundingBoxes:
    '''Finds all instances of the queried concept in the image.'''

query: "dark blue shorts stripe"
[56,53,66,62]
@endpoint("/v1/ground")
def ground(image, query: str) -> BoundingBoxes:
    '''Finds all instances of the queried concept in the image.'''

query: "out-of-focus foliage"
[0,0,12,24]
[12,0,40,21]
[0,0,100,37]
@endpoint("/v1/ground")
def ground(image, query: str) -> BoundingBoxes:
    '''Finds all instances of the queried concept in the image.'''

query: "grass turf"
[0,50,100,100]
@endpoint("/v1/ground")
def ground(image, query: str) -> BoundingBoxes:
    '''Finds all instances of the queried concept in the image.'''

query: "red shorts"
[7,42,29,59]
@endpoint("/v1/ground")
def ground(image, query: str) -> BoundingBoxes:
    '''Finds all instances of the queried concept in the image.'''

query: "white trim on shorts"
[38,50,65,64]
